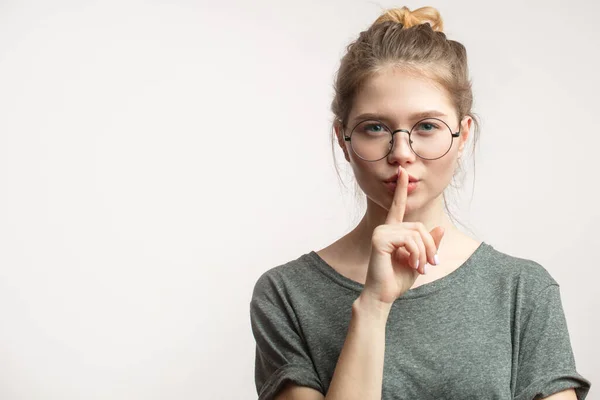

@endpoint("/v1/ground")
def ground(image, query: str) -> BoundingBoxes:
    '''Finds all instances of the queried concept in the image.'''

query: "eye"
[418,122,438,130]
[354,120,389,136]
[365,123,384,132]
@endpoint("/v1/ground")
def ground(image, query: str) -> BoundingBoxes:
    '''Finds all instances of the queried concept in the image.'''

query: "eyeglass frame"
[343,117,461,162]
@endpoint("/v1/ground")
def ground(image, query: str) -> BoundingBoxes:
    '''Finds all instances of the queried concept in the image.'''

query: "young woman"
[250,6,591,400]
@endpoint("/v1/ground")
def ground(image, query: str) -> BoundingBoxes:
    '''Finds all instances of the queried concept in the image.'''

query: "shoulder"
[480,242,559,294]
[251,251,318,301]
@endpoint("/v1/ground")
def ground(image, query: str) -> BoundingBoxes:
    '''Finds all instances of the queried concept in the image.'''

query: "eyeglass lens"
[349,118,454,161]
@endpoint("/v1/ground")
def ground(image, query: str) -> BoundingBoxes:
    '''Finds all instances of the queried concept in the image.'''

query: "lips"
[384,174,419,183]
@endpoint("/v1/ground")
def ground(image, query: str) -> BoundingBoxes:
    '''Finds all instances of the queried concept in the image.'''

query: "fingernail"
[424,265,428,274]
[415,259,420,270]
[434,254,440,266]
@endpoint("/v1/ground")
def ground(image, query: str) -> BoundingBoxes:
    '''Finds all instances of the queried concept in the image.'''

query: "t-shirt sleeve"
[249,272,324,400]
[514,284,592,400]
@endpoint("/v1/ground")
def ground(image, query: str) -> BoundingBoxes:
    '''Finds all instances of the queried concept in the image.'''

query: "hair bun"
[373,6,444,32]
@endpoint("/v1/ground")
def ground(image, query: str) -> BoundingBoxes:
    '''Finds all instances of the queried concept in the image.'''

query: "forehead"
[350,68,454,123]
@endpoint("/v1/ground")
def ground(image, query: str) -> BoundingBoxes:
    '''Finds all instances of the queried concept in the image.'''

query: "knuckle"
[371,231,384,244]
[373,225,387,236]
[372,226,391,243]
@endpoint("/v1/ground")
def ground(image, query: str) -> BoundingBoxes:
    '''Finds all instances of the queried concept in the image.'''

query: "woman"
[250,6,592,400]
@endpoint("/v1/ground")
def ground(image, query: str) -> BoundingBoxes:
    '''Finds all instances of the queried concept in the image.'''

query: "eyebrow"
[351,110,448,124]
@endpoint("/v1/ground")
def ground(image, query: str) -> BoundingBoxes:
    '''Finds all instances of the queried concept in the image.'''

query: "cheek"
[349,158,379,190]
[350,159,370,183]
[426,158,457,186]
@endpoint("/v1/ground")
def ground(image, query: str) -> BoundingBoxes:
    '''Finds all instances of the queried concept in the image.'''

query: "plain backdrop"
[0,0,598,399]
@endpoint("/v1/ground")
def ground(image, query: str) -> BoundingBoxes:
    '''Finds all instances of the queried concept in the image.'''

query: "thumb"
[429,226,445,250]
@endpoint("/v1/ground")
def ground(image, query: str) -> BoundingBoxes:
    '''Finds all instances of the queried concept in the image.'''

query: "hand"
[362,166,445,305]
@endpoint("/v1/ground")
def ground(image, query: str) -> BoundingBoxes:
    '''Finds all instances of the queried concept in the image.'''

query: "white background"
[0,0,598,399]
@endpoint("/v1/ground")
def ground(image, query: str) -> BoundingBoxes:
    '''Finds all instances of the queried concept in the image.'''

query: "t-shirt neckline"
[307,241,489,300]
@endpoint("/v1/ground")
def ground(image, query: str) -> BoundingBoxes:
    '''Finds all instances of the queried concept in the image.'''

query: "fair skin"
[320,66,480,288]
[276,67,579,400]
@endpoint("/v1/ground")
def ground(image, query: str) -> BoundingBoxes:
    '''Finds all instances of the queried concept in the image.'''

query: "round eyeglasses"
[343,117,461,161]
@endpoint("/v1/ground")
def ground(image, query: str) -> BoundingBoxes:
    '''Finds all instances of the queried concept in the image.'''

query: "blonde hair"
[373,6,444,31]
[330,6,480,228]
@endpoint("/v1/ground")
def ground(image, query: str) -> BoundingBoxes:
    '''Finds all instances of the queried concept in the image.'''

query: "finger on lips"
[386,166,440,275]
[385,165,408,225]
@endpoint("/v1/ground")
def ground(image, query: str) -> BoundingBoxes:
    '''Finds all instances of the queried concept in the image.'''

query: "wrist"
[353,291,393,321]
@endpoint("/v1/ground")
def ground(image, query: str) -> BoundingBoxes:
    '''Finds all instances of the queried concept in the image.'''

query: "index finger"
[385,166,408,224]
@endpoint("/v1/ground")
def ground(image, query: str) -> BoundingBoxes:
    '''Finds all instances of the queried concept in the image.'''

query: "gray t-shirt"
[249,242,591,400]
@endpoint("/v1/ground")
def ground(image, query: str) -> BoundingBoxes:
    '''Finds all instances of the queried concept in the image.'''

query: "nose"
[388,128,416,161]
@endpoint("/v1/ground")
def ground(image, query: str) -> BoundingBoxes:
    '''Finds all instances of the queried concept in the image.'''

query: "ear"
[457,115,472,159]
[334,121,351,162]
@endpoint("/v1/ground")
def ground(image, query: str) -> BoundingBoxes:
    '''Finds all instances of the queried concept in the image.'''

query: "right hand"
[362,166,445,305]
